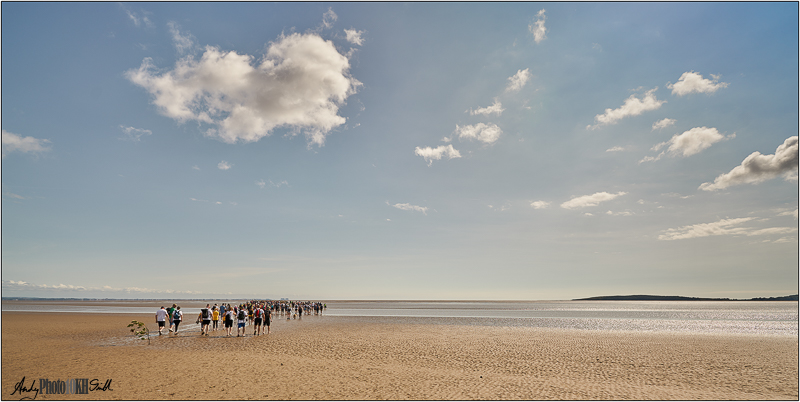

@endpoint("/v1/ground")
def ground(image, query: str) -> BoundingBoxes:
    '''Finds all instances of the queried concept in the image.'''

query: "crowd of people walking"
[154,300,326,337]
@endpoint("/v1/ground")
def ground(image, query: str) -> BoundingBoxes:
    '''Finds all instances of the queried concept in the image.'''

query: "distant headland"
[574,295,799,301]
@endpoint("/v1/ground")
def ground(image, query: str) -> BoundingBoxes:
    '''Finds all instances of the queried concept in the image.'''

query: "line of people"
[154,300,326,337]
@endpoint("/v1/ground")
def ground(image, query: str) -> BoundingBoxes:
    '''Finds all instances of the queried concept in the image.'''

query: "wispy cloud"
[505,69,531,92]
[2,130,51,158]
[561,191,626,209]
[700,136,798,191]
[344,28,365,46]
[468,99,504,116]
[528,9,547,44]
[322,8,338,29]
[121,5,153,29]
[530,200,551,209]
[119,125,152,142]
[414,144,462,166]
[606,146,626,152]
[587,88,665,129]
[218,161,232,170]
[652,118,676,131]
[389,202,428,215]
[126,32,361,147]
[257,179,289,189]
[167,21,196,55]
[3,192,25,200]
[454,123,503,144]
[659,217,797,241]
[606,210,634,216]
[667,71,729,96]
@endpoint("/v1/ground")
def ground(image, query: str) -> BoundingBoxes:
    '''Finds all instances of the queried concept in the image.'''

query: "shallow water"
[3,299,796,336]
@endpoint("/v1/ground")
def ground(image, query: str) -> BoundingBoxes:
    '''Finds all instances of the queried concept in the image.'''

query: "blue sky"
[2,2,797,300]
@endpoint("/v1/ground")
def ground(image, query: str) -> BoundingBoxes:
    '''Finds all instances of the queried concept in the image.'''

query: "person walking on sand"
[198,304,212,336]
[212,306,220,331]
[237,307,247,337]
[155,306,169,335]
[253,305,263,336]
[224,308,234,336]
[167,303,177,332]
[172,306,183,335]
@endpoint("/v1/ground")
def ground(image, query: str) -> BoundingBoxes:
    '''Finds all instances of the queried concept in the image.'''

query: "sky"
[2,2,798,300]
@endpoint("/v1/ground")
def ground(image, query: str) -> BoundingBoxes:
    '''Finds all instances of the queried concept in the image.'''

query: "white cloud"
[390,202,428,215]
[778,209,798,219]
[505,69,531,92]
[218,161,232,170]
[606,146,626,152]
[588,88,665,129]
[652,118,676,131]
[638,154,663,163]
[192,165,200,170]
[454,123,503,144]
[468,99,504,116]
[700,136,799,191]
[664,127,731,157]
[530,200,551,209]
[667,71,729,96]
[528,9,547,44]
[747,227,798,237]
[167,21,196,55]
[322,8,338,29]
[561,191,627,209]
[126,32,361,147]
[344,29,365,46]
[659,217,797,240]
[2,130,51,158]
[606,210,634,216]
[659,217,753,240]
[256,179,266,189]
[642,127,732,163]
[119,125,152,142]
[414,144,462,166]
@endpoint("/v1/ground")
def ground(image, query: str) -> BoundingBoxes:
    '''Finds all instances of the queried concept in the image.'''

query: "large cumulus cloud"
[126,32,361,147]
[700,136,798,191]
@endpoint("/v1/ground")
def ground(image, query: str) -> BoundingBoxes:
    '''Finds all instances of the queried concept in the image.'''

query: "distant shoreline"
[574,294,799,301]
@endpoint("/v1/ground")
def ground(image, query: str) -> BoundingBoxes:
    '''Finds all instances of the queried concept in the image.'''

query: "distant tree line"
[575,295,798,301]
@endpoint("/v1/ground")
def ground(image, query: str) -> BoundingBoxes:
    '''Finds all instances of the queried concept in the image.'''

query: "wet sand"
[2,312,797,400]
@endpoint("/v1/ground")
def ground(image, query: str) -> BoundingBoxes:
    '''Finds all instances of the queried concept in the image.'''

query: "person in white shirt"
[155,306,169,335]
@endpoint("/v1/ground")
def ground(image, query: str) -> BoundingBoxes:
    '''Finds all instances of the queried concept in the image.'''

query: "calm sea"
[2,300,797,336]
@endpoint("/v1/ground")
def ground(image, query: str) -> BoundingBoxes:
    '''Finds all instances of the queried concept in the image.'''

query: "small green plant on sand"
[128,320,151,345]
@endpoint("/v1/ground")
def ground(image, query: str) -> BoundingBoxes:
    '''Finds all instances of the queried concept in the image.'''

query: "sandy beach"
[2,311,797,400]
